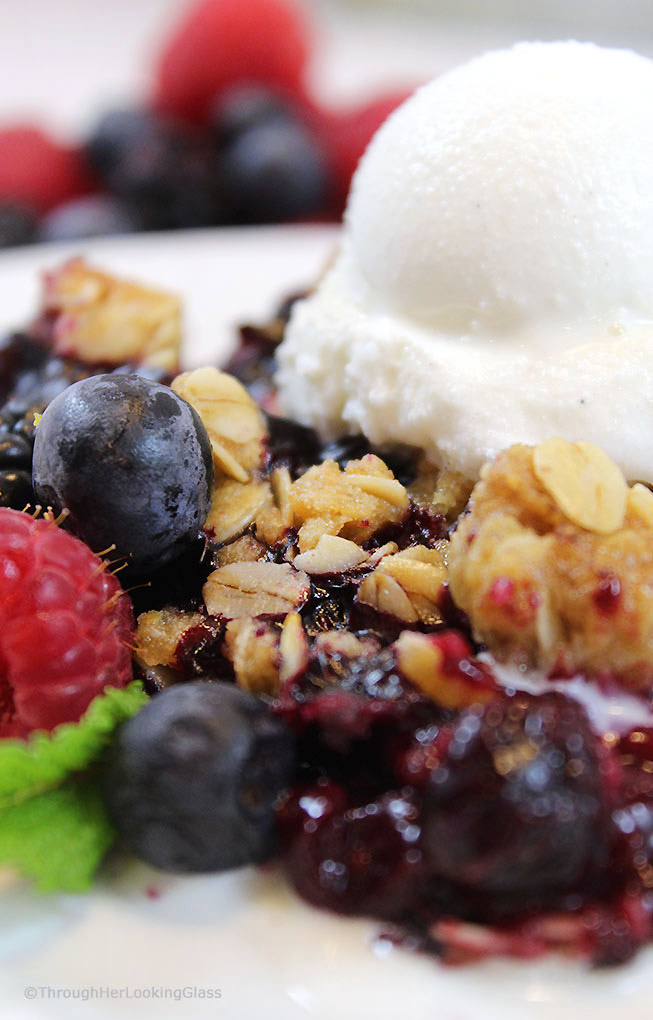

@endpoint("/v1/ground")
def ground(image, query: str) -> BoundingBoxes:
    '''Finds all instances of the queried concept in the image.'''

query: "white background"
[1,0,653,141]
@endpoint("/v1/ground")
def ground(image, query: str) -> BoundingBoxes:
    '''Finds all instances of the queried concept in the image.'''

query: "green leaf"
[0,778,116,892]
[0,681,148,891]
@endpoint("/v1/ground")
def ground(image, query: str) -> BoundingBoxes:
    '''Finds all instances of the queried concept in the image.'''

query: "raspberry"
[0,509,135,739]
[0,126,91,215]
[153,0,311,123]
[320,89,415,214]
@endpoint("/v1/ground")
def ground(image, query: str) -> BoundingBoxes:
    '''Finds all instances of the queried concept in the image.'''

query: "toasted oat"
[532,438,627,534]
[172,366,266,483]
[255,466,295,545]
[448,442,653,690]
[203,477,272,544]
[395,631,494,709]
[357,545,448,625]
[42,259,181,370]
[280,611,310,683]
[357,569,418,622]
[203,561,310,620]
[294,535,369,575]
[367,542,400,567]
[627,483,653,527]
[288,454,409,552]
[409,458,474,522]
[224,618,280,694]
[213,533,267,567]
[135,607,204,668]
[313,630,380,661]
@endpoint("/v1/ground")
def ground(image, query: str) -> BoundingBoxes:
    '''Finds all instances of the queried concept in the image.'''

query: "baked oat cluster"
[449,439,653,689]
[134,367,455,697]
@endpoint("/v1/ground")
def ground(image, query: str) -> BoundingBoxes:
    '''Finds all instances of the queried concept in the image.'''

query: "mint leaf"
[0,778,115,892]
[0,681,147,891]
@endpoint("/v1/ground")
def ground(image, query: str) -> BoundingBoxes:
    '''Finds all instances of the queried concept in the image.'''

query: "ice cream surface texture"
[277,41,653,480]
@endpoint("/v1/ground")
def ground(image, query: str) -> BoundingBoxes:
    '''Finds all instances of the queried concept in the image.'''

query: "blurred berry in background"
[0,0,415,246]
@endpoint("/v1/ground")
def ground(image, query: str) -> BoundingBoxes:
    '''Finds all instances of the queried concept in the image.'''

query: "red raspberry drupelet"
[0,508,134,739]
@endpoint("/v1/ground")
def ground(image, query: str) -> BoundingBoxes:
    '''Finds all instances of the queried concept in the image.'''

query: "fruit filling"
[3,259,653,970]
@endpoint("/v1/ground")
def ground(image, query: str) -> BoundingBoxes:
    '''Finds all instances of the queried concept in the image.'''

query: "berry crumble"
[1,258,653,969]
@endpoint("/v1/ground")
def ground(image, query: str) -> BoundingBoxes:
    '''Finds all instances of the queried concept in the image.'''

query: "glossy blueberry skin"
[219,119,328,223]
[85,108,157,178]
[103,681,296,872]
[0,203,37,248]
[86,108,223,230]
[38,195,139,242]
[32,374,213,575]
[0,469,33,509]
[210,85,293,143]
[0,433,32,469]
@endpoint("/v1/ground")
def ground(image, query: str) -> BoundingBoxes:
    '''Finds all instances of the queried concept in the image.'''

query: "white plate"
[1,226,653,1020]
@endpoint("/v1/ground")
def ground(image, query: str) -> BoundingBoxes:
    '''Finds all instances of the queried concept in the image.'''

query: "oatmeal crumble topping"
[172,366,266,483]
[288,454,409,552]
[204,476,272,545]
[449,440,653,688]
[42,258,182,369]
[135,607,204,670]
[224,619,281,695]
[202,561,311,620]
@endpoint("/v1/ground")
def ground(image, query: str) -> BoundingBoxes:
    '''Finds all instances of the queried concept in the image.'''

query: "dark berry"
[0,469,33,510]
[265,414,321,477]
[32,374,213,575]
[11,410,40,445]
[210,84,293,141]
[419,693,610,908]
[0,202,37,247]
[0,433,32,469]
[279,783,424,919]
[219,118,327,222]
[85,109,156,178]
[87,109,223,230]
[38,195,139,242]
[0,333,49,402]
[13,356,87,410]
[103,680,296,872]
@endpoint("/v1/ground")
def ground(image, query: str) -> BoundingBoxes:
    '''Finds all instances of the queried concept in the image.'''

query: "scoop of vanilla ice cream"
[277,41,653,481]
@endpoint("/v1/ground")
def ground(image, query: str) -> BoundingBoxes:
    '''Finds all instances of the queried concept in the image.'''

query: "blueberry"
[0,469,33,509]
[87,108,223,230]
[0,433,32,469]
[219,119,328,223]
[85,108,157,178]
[103,681,296,872]
[38,195,140,243]
[11,410,40,446]
[0,333,48,400]
[419,693,610,906]
[210,85,293,143]
[32,374,213,575]
[0,203,37,248]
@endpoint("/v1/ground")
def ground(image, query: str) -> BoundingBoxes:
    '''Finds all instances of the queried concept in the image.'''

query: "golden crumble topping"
[448,440,653,689]
[172,366,266,483]
[43,258,181,370]
[288,454,409,552]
